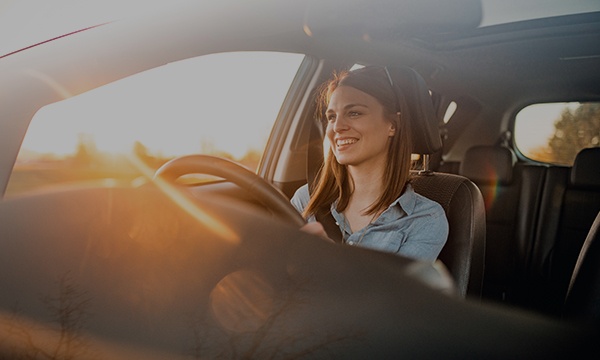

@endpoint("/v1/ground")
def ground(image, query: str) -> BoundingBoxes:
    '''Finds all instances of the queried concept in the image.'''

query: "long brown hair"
[303,66,413,218]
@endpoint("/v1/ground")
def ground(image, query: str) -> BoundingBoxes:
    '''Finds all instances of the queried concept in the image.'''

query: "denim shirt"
[291,183,448,262]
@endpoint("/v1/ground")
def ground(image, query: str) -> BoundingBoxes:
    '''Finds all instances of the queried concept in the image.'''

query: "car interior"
[1,0,600,357]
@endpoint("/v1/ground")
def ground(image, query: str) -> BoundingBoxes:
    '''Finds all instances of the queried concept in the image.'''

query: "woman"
[291,66,448,262]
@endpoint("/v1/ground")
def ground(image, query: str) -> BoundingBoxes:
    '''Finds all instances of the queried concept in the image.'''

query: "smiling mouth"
[336,138,358,146]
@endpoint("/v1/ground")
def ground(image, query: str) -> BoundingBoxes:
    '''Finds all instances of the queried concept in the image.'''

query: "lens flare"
[481,165,500,212]
[26,69,72,100]
[127,154,240,245]
[209,270,275,333]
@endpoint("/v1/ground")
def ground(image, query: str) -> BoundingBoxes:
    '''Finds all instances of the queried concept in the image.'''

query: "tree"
[535,103,600,165]
[73,133,97,167]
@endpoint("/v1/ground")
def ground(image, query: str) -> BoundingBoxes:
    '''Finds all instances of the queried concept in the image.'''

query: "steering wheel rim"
[154,155,305,227]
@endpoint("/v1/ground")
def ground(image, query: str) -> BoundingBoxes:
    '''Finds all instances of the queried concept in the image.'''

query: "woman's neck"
[343,170,384,232]
[346,161,386,213]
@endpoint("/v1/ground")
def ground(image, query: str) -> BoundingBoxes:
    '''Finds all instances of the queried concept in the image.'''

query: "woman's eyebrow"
[326,103,369,113]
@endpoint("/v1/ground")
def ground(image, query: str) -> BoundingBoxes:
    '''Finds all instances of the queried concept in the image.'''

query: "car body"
[1,0,599,358]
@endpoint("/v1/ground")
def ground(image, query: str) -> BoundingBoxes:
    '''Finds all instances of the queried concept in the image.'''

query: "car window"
[7,51,305,196]
[443,101,457,123]
[514,102,600,166]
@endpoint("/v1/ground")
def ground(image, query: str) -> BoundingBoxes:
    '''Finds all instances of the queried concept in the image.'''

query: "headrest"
[387,66,442,155]
[571,147,600,189]
[459,145,516,185]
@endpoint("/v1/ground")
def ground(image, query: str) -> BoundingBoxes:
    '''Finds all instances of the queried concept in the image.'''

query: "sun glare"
[19,52,303,162]
[6,7,304,196]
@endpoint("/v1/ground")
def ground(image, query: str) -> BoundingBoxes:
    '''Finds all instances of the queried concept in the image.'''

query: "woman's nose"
[332,116,349,132]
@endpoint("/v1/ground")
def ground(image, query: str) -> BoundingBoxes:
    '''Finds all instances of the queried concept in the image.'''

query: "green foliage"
[545,103,600,165]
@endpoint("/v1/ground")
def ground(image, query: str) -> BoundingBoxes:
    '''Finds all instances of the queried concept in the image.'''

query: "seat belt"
[308,119,343,243]
[315,208,343,243]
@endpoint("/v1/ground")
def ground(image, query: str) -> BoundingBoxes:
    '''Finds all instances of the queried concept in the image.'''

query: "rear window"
[514,102,600,166]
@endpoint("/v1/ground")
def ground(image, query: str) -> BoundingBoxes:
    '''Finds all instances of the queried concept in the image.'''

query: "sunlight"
[20,52,303,159]
[209,270,275,333]
[514,102,580,155]
[128,154,240,245]
[10,51,304,196]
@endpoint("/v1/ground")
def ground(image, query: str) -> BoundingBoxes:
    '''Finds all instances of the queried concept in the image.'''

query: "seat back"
[459,145,519,300]
[388,66,485,298]
[564,210,600,321]
[457,145,557,304]
[528,147,600,315]
[411,172,486,297]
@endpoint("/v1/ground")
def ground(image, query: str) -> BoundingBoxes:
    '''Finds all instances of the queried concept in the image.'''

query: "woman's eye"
[348,111,360,117]
[327,114,336,122]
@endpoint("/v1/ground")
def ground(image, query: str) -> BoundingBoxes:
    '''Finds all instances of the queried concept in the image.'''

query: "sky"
[19,51,303,158]
[0,0,303,159]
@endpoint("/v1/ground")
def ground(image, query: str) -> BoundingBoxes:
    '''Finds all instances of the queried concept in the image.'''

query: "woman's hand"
[300,221,334,243]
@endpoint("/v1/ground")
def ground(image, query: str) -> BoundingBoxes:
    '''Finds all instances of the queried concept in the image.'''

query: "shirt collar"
[390,183,417,216]
[330,183,418,226]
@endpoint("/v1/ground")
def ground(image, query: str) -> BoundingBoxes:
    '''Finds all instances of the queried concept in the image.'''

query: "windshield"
[7,51,305,195]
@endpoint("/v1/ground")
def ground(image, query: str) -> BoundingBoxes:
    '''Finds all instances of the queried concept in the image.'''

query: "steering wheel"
[154,155,305,227]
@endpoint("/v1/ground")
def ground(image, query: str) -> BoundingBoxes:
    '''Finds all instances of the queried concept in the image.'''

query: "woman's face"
[325,85,395,168]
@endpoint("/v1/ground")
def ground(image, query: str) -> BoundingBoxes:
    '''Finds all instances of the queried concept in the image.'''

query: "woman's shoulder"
[405,184,446,216]
[292,183,310,199]
[290,183,310,212]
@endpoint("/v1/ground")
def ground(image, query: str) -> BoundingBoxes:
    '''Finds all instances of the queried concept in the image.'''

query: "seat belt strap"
[315,208,343,243]
[307,116,343,243]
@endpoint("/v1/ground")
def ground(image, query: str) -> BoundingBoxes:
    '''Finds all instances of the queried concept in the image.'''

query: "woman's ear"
[389,112,400,137]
